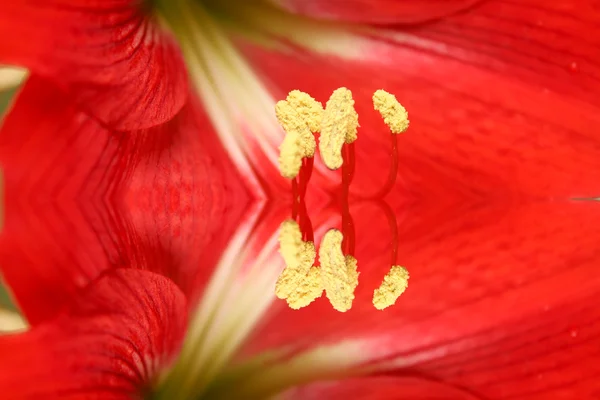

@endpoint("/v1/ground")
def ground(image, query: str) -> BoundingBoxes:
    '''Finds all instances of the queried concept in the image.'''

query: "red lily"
[2,0,600,399]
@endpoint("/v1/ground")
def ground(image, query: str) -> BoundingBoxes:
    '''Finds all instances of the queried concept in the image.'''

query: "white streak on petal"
[0,308,27,333]
[213,2,373,61]
[179,4,288,186]
[179,200,263,365]
[224,340,370,398]
[0,67,26,92]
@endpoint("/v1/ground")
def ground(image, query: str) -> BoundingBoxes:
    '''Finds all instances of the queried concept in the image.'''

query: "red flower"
[2,0,600,399]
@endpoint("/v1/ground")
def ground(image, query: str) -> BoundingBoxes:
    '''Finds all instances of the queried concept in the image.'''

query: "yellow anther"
[285,266,323,309]
[278,219,303,268]
[278,132,303,180]
[275,241,316,299]
[275,219,322,309]
[276,91,323,179]
[372,265,409,310]
[285,90,323,133]
[319,229,359,312]
[276,100,318,158]
[275,268,298,300]
[298,241,317,273]
[373,89,409,134]
[320,87,359,170]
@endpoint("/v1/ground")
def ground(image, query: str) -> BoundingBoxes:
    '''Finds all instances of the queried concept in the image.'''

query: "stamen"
[373,266,409,310]
[319,229,359,312]
[373,89,409,134]
[371,201,409,310]
[345,89,408,199]
[285,266,323,309]
[342,143,356,186]
[275,241,317,299]
[340,174,355,256]
[285,90,323,133]
[298,156,314,197]
[277,219,304,269]
[341,213,355,257]
[319,87,359,170]
[297,200,314,243]
[370,133,399,199]
[278,130,304,179]
[276,88,412,312]
[275,220,321,309]
[276,92,322,179]
[379,201,399,267]
[291,178,299,220]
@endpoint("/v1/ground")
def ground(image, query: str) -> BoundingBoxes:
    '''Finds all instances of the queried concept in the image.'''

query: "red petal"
[0,76,249,324]
[239,0,600,200]
[232,5,600,395]
[0,268,187,400]
[121,91,252,304]
[280,376,480,399]
[0,1,187,130]
[270,0,482,24]
[241,200,600,398]
[0,76,126,324]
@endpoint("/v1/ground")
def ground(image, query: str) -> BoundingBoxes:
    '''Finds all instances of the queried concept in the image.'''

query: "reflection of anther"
[281,265,323,310]
[370,201,409,310]
[293,183,314,242]
[278,219,304,268]
[275,220,322,309]
[276,88,412,312]
[319,229,359,312]
[373,266,409,310]
[276,91,323,179]
[320,88,359,170]
[278,130,304,179]
[373,89,409,134]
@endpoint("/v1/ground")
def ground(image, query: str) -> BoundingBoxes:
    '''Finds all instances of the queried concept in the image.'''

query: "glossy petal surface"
[270,0,482,24]
[239,0,600,200]
[0,76,125,324]
[122,91,252,304]
[212,2,600,397]
[0,268,187,399]
[0,76,248,324]
[239,201,600,399]
[280,376,481,399]
[0,1,188,129]
[2,0,600,398]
